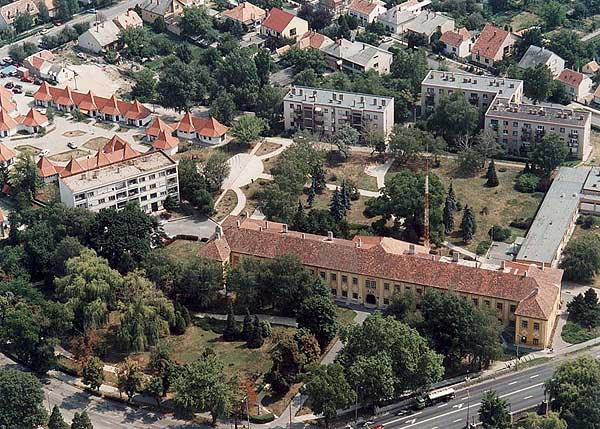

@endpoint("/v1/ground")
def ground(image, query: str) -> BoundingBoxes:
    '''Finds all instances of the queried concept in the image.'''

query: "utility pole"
[423,140,430,248]
[465,374,471,428]
[245,396,251,429]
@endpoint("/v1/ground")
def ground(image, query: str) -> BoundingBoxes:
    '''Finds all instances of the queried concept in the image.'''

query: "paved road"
[0,354,200,429]
[0,0,139,57]
[365,345,600,429]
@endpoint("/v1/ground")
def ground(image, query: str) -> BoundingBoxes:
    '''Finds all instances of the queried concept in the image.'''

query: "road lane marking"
[461,396,468,400]
[384,412,422,425]
[437,404,447,408]
[524,395,533,400]
[453,419,462,423]
[508,381,518,385]
[452,403,464,409]
[404,418,417,424]
[530,374,539,379]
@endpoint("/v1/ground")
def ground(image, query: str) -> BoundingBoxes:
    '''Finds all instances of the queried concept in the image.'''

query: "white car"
[39,149,49,156]
[67,142,78,149]
[40,28,50,35]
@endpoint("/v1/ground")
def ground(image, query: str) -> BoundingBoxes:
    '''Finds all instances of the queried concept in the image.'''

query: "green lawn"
[163,239,206,259]
[561,321,600,344]
[325,152,379,192]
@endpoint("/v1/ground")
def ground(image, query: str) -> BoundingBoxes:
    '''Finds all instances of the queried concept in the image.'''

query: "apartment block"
[485,100,592,159]
[420,70,523,115]
[283,86,395,137]
[59,151,179,214]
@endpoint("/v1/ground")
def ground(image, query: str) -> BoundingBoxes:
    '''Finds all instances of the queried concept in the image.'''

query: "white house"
[439,27,473,58]
[518,45,565,77]
[557,69,593,102]
[174,113,229,144]
[260,7,308,41]
[347,0,386,25]
[78,20,122,54]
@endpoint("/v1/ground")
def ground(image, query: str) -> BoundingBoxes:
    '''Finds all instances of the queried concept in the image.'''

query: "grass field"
[49,148,91,162]
[510,11,541,31]
[163,239,206,259]
[561,321,600,344]
[583,130,600,166]
[255,140,282,157]
[214,190,238,221]
[83,136,109,151]
[325,152,379,192]
[386,158,543,251]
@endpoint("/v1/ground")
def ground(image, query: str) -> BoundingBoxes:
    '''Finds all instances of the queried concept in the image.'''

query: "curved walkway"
[365,159,393,189]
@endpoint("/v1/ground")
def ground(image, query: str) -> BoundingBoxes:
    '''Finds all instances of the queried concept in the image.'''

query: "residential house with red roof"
[145,116,176,141]
[582,60,600,75]
[23,50,75,83]
[260,8,308,41]
[0,0,39,29]
[152,129,180,155]
[200,215,563,349]
[20,108,49,133]
[33,83,153,127]
[37,156,61,183]
[440,27,473,58]
[0,142,16,167]
[175,112,229,144]
[295,31,333,50]
[557,69,593,102]
[221,2,265,27]
[347,0,386,25]
[471,23,518,67]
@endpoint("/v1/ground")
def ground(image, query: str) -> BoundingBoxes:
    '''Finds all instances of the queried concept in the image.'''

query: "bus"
[414,387,456,409]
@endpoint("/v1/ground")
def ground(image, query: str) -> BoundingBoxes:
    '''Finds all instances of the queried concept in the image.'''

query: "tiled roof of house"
[20,108,48,127]
[517,45,561,70]
[222,2,266,24]
[262,7,295,33]
[152,129,179,150]
[471,23,511,60]
[440,27,469,48]
[0,0,39,24]
[0,142,16,162]
[557,69,586,88]
[37,156,60,177]
[112,10,142,29]
[584,60,600,74]
[146,117,175,138]
[0,109,18,132]
[347,0,383,15]
[175,113,228,137]
[33,81,53,101]
[80,20,121,48]
[296,31,333,50]
[199,216,562,321]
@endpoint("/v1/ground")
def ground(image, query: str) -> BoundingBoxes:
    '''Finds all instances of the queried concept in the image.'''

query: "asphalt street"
[0,0,139,57]
[367,345,600,429]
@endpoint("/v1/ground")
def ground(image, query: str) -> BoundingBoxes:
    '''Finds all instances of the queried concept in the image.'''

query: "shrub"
[510,217,532,229]
[249,413,275,423]
[488,225,512,242]
[581,215,599,230]
[515,173,540,193]
[498,167,507,172]
[476,239,491,256]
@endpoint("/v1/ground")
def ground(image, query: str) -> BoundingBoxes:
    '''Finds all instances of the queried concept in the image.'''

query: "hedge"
[249,413,275,424]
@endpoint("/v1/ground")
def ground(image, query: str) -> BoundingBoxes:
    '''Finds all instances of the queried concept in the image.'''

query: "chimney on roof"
[452,251,460,262]
[502,260,505,270]
[283,224,288,233]
[265,220,269,229]
[302,233,306,239]
[356,237,362,248]
[236,219,241,227]
[541,262,545,271]
[245,210,249,218]
[408,244,415,255]
[524,271,528,278]
[327,231,333,241]
[216,224,223,239]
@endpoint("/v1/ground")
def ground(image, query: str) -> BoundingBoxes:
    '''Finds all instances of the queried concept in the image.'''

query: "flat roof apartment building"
[59,150,179,214]
[485,100,592,159]
[283,86,395,137]
[420,70,523,116]
[200,215,563,350]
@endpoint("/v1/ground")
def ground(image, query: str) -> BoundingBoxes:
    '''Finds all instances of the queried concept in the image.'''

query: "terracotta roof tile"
[262,7,294,33]
[347,0,383,15]
[471,24,511,61]
[440,27,469,48]
[20,108,48,127]
[146,117,175,138]
[36,156,59,177]
[557,69,586,88]
[222,2,265,24]
[152,129,179,150]
[0,109,18,131]
[0,142,16,162]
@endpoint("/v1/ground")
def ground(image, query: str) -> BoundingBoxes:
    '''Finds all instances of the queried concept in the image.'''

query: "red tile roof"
[146,117,175,138]
[347,0,382,15]
[199,216,562,321]
[262,7,295,33]
[175,113,228,137]
[33,82,53,102]
[152,129,179,150]
[440,27,470,48]
[296,31,333,50]
[20,108,48,127]
[222,2,266,24]
[37,156,60,177]
[0,109,18,132]
[471,24,512,61]
[0,142,16,162]
[557,69,586,88]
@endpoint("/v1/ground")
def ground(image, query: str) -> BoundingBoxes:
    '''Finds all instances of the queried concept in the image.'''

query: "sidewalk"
[194,312,298,328]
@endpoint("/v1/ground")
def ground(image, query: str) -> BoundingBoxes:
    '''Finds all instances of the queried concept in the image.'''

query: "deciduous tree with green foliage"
[231,115,267,146]
[82,356,105,391]
[0,369,47,428]
[517,412,566,429]
[330,125,358,160]
[479,390,511,429]
[427,92,479,145]
[296,287,339,346]
[523,64,554,104]
[305,363,356,428]
[210,90,237,125]
[117,358,145,403]
[9,152,42,204]
[530,133,568,175]
[559,234,600,282]
[387,126,428,164]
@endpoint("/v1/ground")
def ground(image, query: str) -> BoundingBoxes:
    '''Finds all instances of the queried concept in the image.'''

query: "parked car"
[67,142,78,149]
[20,76,33,83]
[14,84,22,89]
[53,21,62,26]
[76,52,86,60]
[2,56,12,64]
[40,149,49,156]
[33,78,43,85]
[4,82,13,89]
[12,87,22,94]
[40,28,50,35]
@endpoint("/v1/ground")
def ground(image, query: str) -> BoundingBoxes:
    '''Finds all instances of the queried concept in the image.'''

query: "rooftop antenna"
[423,139,430,248]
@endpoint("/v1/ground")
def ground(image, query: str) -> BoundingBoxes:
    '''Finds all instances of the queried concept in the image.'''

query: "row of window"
[521,320,541,331]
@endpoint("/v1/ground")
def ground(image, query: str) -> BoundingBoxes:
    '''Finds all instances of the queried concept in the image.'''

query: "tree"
[388,126,428,164]
[0,369,47,428]
[149,343,177,397]
[37,0,50,23]
[348,354,395,406]
[524,65,554,103]
[70,411,93,429]
[460,205,476,242]
[231,115,267,146]
[247,315,264,348]
[540,0,566,29]
[363,124,386,156]
[202,152,230,193]
[545,356,600,427]
[443,195,454,234]
[427,92,479,145]
[9,152,42,203]
[82,356,105,391]
[330,125,358,159]
[530,133,568,175]
[280,47,327,75]
[305,363,355,428]
[180,5,213,37]
[223,302,239,341]
[48,405,69,429]
[210,90,236,125]
[446,181,457,211]
[162,195,178,212]
[296,291,339,347]
[486,159,499,187]
[13,12,33,33]
[256,84,284,127]
[172,355,231,423]
[517,412,567,429]
[131,69,156,102]
[329,187,346,222]
[117,358,145,402]
[479,390,511,429]
[560,234,600,282]
[242,308,253,340]
[143,376,164,408]
[254,48,271,87]
[311,164,327,194]
[216,50,260,110]
[156,57,197,112]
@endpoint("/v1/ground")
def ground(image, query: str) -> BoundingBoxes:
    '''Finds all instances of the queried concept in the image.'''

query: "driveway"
[162,215,218,239]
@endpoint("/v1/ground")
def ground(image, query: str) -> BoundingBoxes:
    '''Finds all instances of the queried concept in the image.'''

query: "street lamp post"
[465,374,471,428]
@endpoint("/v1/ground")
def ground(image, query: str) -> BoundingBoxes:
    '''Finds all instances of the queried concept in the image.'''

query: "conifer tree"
[443,197,454,234]
[486,159,499,187]
[311,164,326,194]
[223,302,239,341]
[247,316,264,349]
[292,201,307,231]
[330,188,346,221]
[460,205,477,243]
[307,185,316,207]
[242,309,253,341]
[48,405,69,429]
[447,180,457,212]
[71,412,93,429]
[340,180,352,210]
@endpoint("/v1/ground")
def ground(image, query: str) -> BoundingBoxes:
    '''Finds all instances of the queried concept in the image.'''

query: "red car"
[20,76,33,83]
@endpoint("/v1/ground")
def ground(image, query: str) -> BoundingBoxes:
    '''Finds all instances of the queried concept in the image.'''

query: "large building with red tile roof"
[471,23,518,67]
[58,148,179,214]
[199,215,563,349]
[175,112,229,144]
[557,69,593,102]
[260,7,308,41]
[33,83,153,127]
[37,156,61,183]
